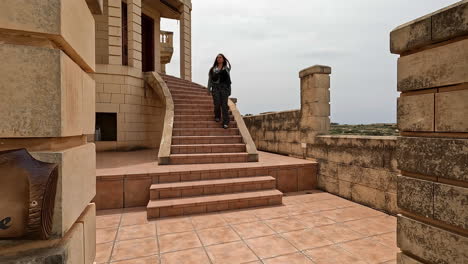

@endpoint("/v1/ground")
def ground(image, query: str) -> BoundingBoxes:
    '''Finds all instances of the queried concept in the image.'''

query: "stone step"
[147,189,283,218]
[172,135,243,145]
[174,115,234,122]
[173,99,213,105]
[170,89,208,96]
[173,128,240,136]
[168,85,206,92]
[170,152,249,164]
[174,104,214,110]
[171,143,246,154]
[172,93,212,100]
[150,176,276,199]
[173,121,237,129]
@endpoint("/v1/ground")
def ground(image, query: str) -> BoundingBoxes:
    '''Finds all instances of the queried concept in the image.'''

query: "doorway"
[142,14,155,72]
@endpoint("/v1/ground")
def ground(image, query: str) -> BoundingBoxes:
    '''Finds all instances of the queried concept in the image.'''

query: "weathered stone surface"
[0,0,95,72]
[390,1,468,54]
[32,143,96,236]
[85,0,104,14]
[397,175,433,217]
[397,94,434,132]
[299,65,331,78]
[432,1,468,42]
[397,252,424,264]
[435,89,468,132]
[77,203,96,264]
[83,73,96,135]
[397,215,468,264]
[351,184,386,210]
[397,39,468,91]
[0,44,93,138]
[397,137,468,182]
[434,183,468,230]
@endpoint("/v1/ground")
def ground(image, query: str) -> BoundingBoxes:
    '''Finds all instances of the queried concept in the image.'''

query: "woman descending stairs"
[146,74,284,218]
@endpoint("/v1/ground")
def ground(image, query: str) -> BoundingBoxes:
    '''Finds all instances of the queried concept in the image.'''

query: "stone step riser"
[150,177,276,200]
[171,144,246,154]
[174,105,214,110]
[174,115,234,121]
[174,110,231,116]
[168,86,206,92]
[170,89,208,95]
[172,94,212,100]
[173,100,213,105]
[173,129,240,137]
[173,122,237,129]
[169,154,248,165]
[147,191,283,218]
[172,136,243,145]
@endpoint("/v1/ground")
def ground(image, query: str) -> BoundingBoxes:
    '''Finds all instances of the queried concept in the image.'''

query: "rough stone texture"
[32,143,96,237]
[0,44,94,138]
[397,175,433,218]
[390,1,468,54]
[397,39,468,91]
[77,204,96,264]
[0,0,96,72]
[435,89,468,132]
[396,137,468,182]
[299,65,332,78]
[397,253,424,264]
[397,94,434,132]
[397,215,468,264]
[434,184,468,230]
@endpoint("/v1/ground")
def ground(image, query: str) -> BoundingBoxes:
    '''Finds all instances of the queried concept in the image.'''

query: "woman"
[207,54,232,129]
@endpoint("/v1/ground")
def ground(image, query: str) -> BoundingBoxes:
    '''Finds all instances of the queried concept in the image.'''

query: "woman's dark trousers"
[212,84,230,126]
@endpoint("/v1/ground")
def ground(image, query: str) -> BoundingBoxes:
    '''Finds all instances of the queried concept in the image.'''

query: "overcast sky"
[161,0,458,124]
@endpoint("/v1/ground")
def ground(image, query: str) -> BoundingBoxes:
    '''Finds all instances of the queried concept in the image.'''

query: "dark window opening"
[95,113,117,141]
[122,2,128,66]
[142,14,155,72]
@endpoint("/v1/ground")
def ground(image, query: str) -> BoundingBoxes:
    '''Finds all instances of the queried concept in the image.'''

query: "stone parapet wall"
[94,65,165,151]
[390,1,468,263]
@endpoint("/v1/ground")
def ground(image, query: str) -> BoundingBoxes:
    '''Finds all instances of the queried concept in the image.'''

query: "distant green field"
[330,123,398,136]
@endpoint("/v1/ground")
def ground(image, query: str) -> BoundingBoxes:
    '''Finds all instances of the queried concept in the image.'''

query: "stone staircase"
[146,74,284,218]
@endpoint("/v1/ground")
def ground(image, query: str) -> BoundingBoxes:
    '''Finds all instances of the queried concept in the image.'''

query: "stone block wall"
[0,0,98,263]
[244,65,399,214]
[390,1,468,263]
[94,65,165,151]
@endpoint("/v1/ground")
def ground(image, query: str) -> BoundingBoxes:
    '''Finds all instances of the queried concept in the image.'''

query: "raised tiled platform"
[95,150,318,210]
[95,191,398,264]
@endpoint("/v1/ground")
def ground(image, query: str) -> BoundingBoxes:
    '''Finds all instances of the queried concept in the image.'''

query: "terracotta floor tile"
[245,234,297,259]
[205,241,259,264]
[160,248,210,264]
[299,192,337,202]
[339,238,397,264]
[264,217,308,233]
[344,215,396,236]
[381,259,397,264]
[369,232,398,251]
[95,242,113,263]
[121,210,151,226]
[97,227,118,244]
[117,224,156,241]
[191,214,227,229]
[232,221,275,239]
[96,214,121,229]
[157,217,194,235]
[220,210,258,224]
[319,207,384,222]
[304,244,367,264]
[254,207,289,220]
[281,229,333,251]
[315,223,366,243]
[111,237,159,262]
[112,255,160,264]
[158,231,202,253]
[283,204,312,215]
[300,201,337,212]
[292,213,336,227]
[197,226,240,246]
[263,252,314,264]
[322,197,359,209]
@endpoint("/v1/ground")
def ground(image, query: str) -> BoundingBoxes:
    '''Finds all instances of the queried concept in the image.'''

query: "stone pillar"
[154,15,162,73]
[299,65,331,142]
[0,0,97,263]
[108,0,122,65]
[180,3,192,81]
[127,0,142,69]
[390,2,468,264]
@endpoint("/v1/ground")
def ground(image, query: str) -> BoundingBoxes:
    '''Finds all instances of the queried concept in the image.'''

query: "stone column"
[108,0,122,65]
[390,2,468,264]
[0,1,97,263]
[299,65,331,142]
[180,3,192,81]
[127,0,142,69]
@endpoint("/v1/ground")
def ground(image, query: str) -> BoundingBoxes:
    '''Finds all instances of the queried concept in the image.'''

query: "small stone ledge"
[390,0,468,54]
[299,65,331,78]
[85,0,103,14]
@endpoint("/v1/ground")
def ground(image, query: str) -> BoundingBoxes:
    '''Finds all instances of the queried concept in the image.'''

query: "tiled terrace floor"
[95,191,398,264]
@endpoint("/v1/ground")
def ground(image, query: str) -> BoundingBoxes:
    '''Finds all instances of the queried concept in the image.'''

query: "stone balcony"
[161,30,174,65]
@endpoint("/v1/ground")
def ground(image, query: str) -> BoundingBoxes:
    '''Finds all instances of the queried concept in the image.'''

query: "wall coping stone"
[390,0,468,54]
[299,65,332,78]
